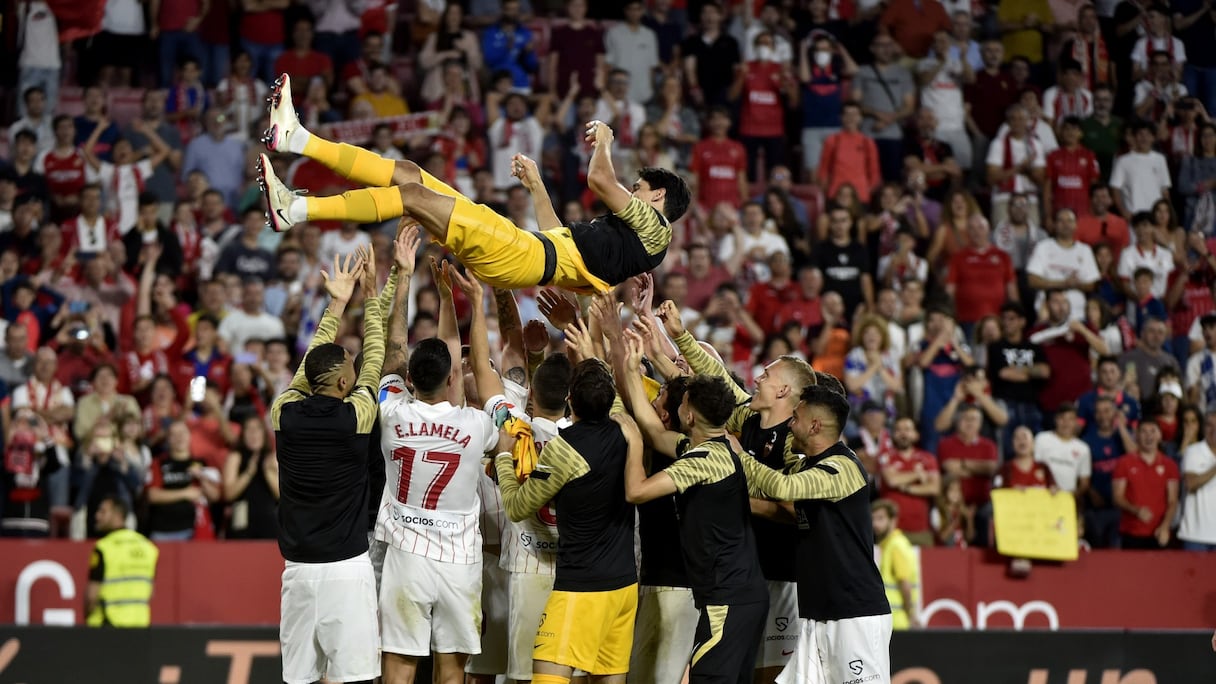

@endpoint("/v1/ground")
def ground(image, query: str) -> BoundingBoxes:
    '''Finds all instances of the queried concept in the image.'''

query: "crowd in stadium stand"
[1,0,1215,554]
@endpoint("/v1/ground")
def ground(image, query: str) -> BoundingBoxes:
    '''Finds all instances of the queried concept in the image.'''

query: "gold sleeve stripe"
[499,435,590,522]
[665,442,738,492]
[615,196,672,256]
[674,331,754,433]
[740,452,866,503]
[273,309,343,428]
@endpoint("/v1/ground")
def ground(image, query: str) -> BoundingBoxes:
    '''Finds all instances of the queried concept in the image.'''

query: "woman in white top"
[844,315,903,416]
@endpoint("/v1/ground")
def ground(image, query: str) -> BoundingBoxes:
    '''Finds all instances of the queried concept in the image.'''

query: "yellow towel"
[641,374,661,403]
[505,416,539,481]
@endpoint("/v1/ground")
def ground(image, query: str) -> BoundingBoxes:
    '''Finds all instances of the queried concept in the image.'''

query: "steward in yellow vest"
[86,496,158,627]
[873,498,922,630]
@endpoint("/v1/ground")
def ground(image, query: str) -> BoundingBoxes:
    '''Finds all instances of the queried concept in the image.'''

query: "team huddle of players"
[261,72,893,684]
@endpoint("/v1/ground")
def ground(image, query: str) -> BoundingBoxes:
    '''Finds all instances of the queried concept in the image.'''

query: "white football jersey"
[499,415,569,575]
[376,374,497,564]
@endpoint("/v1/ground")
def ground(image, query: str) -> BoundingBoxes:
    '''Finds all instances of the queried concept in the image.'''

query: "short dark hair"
[196,313,220,330]
[814,370,846,397]
[53,113,73,129]
[531,353,572,413]
[685,375,737,427]
[22,86,44,103]
[799,384,851,435]
[568,359,616,421]
[1129,120,1154,136]
[1060,115,1083,129]
[99,494,130,519]
[1096,354,1120,369]
[1131,211,1154,228]
[1088,182,1110,198]
[662,376,689,432]
[138,191,159,208]
[872,498,899,519]
[1000,301,1027,318]
[408,338,452,395]
[1056,401,1078,416]
[303,342,349,389]
[1133,266,1155,281]
[637,167,691,224]
[90,363,118,382]
[13,129,36,145]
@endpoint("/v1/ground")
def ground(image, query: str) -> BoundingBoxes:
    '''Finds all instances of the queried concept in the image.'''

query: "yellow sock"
[532,674,571,684]
[301,136,396,188]
[306,186,404,223]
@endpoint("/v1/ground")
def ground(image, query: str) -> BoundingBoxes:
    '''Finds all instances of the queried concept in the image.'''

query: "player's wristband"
[496,452,513,461]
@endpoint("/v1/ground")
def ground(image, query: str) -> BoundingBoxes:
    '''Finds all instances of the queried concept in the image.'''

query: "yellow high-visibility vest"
[877,529,920,630]
[87,529,158,627]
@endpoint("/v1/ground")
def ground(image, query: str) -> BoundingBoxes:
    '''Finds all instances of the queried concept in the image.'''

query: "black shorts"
[92,31,147,69]
[689,600,769,684]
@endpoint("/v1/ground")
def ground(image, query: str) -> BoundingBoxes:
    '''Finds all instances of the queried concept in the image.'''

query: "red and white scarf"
[1000,132,1034,193]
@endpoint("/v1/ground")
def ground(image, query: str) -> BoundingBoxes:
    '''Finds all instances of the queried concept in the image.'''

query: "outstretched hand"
[321,252,365,304]
[394,223,422,275]
[537,289,578,332]
[622,328,645,372]
[656,300,685,338]
[522,320,550,354]
[448,264,483,306]
[510,154,544,193]
[631,273,655,315]
[430,257,453,299]
[591,291,622,342]
[584,120,615,148]
[564,318,596,363]
[355,243,376,299]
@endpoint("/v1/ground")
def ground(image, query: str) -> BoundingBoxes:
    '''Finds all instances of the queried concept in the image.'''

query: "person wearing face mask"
[731,31,798,183]
[798,32,857,176]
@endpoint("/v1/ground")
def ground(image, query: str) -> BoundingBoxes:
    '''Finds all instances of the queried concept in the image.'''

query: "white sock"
[288,196,308,223]
[285,122,311,155]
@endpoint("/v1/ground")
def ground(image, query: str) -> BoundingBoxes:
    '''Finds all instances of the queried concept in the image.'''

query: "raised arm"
[659,300,748,404]
[132,118,171,169]
[494,288,527,387]
[383,225,421,378]
[512,154,562,230]
[281,253,363,398]
[740,451,868,502]
[451,268,504,403]
[82,118,111,171]
[619,330,685,457]
[495,433,587,522]
[584,120,632,213]
[431,258,465,406]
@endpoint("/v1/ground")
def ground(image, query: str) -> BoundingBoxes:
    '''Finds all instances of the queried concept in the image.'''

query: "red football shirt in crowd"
[878,447,940,533]
[1031,321,1097,413]
[997,460,1056,489]
[947,245,1014,323]
[937,434,999,506]
[40,149,87,200]
[747,279,798,335]
[1075,212,1130,259]
[817,130,881,202]
[690,137,747,209]
[1046,145,1100,218]
[157,0,201,31]
[1113,451,1179,537]
[739,62,786,139]
[274,50,334,88]
[240,10,285,46]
